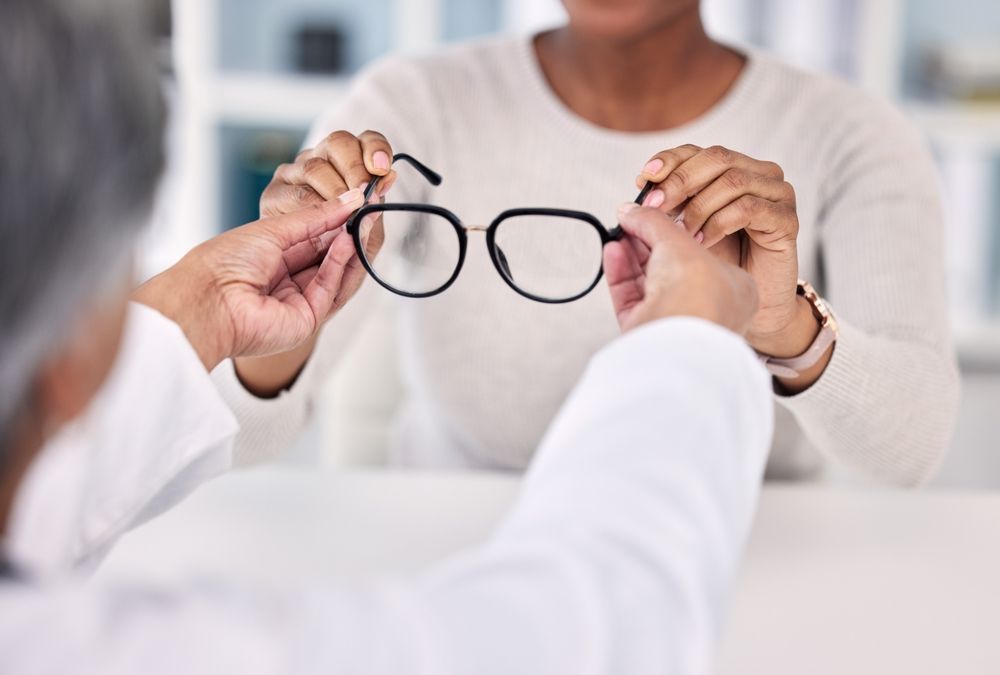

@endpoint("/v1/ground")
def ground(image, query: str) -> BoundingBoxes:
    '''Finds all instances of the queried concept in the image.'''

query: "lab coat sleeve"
[4,303,239,576]
[1,318,772,675]
[302,317,775,675]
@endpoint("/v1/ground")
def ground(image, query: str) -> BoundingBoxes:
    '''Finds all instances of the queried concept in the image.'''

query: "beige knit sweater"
[213,35,960,486]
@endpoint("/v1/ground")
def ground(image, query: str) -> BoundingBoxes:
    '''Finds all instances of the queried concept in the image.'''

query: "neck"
[534,11,746,132]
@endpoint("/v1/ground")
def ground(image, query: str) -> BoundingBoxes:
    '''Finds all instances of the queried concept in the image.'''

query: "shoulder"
[744,51,936,194]
[748,51,926,151]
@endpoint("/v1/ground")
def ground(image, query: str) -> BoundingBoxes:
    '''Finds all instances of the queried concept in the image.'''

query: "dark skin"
[533,1,745,133]
[241,0,830,397]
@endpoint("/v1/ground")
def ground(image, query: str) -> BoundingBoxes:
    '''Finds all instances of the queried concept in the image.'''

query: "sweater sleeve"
[212,56,442,467]
[778,96,961,487]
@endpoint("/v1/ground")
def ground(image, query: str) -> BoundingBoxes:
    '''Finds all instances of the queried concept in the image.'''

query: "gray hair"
[0,0,166,451]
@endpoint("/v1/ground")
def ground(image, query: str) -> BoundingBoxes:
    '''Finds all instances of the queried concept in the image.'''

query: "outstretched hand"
[134,189,368,370]
[604,203,759,336]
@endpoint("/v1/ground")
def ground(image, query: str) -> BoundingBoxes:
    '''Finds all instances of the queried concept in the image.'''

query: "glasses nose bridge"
[463,224,490,233]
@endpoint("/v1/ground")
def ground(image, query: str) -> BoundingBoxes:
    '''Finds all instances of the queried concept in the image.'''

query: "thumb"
[617,203,692,251]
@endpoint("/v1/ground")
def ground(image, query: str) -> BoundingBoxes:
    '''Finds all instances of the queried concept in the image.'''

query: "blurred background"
[149,0,1000,488]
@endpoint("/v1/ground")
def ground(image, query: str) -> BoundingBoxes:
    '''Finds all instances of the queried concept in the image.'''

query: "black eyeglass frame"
[346,153,652,304]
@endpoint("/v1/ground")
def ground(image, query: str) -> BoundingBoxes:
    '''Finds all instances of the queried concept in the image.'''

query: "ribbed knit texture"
[213,34,960,486]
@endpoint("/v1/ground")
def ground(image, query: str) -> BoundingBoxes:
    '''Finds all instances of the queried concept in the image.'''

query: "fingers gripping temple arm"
[607,181,655,242]
[363,153,443,202]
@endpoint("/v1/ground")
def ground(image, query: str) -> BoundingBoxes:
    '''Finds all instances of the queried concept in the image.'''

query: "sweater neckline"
[513,33,764,144]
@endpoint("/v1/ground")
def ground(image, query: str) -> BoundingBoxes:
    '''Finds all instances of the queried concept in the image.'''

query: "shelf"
[211,73,350,127]
[906,102,1000,150]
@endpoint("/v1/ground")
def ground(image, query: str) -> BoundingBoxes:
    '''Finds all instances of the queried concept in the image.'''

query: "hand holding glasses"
[346,154,653,304]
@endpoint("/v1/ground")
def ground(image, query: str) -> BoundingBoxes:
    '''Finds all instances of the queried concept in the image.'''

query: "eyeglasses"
[347,154,652,304]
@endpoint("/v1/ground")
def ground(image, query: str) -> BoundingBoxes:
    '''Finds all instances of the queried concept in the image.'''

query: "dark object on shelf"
[297,24,347,74]
[921,43,1000,102]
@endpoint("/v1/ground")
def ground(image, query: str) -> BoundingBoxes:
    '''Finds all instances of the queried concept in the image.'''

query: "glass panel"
[219,125,306,231]
[218,0,393,75]
[493,215,604,300]
[443,0,503,42]
[362,209,462,294]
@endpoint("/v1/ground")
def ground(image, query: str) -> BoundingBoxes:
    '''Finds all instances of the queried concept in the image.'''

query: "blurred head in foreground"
[0,0,165,528]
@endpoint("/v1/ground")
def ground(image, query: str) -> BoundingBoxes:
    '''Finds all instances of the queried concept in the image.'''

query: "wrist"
[748,295,820,358]
[132,259,231,371]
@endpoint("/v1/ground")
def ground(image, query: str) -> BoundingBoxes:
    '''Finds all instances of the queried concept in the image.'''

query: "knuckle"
[684,194,709,222]
[325,129,356,145]
[763,161,784,179]
[294,185,322,205]
[361,129,389,145]
[781,181,797,203]
[702,212,723,235]
[302,157,331,177]
[736,195,759,218]
[664,146,696,168]
[722,168,750,191]
[308,234,327,257]
[665,167,690,193]
[273,163,295,181]
[706,145,736,164]
[345,155,367,172]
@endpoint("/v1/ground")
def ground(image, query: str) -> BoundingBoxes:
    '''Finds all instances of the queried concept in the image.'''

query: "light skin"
[0,192,367,534]
[605,203,758,336]
[239,0,829,397]
[234,132,396,397]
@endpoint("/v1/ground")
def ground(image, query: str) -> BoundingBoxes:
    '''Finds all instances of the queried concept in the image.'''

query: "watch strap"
[757,281,838,379]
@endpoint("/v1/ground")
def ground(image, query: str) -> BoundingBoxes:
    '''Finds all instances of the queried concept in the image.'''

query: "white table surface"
[97,468,1000,675]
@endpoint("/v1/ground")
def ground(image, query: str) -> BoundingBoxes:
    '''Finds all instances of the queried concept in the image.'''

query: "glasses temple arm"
[363,152,444,202]
[608,181,655,241]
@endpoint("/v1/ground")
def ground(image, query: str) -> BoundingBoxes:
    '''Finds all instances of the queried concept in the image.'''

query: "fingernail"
[673,213,686,230]
[642,158,664,176]
[618,202,639,221]
[642,189,665,209]
[373,151,391,172]
[338,188,363,205]
[694,231,705,244]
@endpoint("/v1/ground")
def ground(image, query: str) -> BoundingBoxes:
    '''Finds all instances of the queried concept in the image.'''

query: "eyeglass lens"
[359,209,462,295]
[492,214,604,301]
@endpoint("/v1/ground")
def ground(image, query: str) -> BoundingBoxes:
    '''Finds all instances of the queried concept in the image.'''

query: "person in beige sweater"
[215,0,960,486]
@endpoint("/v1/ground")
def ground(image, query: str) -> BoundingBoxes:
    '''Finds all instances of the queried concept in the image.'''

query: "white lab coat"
[0,303,772,675]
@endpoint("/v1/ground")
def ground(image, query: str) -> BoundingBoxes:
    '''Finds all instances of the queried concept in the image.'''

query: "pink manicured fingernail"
[338,188,363,204]
[618,202,639,221]
[642,189,665,209]
[694,231,705,244]
[642,158,664,176]
[373,151,391,171]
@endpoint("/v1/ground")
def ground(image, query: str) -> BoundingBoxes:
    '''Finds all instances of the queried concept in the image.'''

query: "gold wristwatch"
[757,280,838,380]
